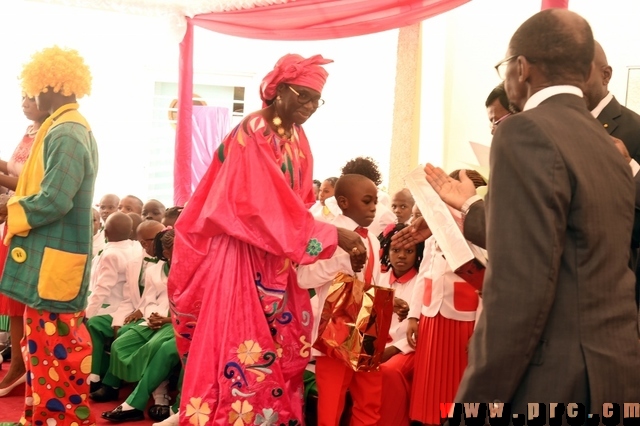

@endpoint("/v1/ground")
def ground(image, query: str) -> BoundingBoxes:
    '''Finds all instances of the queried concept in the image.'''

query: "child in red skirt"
[406,170,487,426]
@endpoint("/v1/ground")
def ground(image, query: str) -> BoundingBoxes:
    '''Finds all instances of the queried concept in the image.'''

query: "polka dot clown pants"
[20,307,95,426]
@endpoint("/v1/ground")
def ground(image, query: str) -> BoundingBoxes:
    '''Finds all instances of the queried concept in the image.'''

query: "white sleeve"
[297,251,352,289]
[85,253,119,319]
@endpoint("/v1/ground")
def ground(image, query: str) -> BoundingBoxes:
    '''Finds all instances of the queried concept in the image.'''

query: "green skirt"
[110,323,175,383]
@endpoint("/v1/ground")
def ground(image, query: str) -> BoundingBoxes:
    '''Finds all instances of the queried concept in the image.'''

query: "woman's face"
[22,95,48,123]
[277,84,322,125]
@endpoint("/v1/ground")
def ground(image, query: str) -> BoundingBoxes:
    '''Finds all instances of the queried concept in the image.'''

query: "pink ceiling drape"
[173,0,471,205]
[541,0,569,9]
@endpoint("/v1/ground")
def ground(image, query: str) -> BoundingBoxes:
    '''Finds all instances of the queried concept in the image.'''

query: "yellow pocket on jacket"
[38,247,87,302]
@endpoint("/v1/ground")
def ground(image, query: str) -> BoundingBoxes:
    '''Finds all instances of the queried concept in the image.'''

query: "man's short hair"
[510,9,594,84]
[485,83,510,110]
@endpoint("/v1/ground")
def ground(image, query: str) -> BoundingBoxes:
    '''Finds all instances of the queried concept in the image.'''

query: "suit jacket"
[455,93,640,417]
[597,96,640,304]
[597,95,640,163]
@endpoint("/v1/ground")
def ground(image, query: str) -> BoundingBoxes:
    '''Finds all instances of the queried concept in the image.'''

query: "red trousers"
[379,352,414,426]
[315,356,382,426]
[20,307,96,426]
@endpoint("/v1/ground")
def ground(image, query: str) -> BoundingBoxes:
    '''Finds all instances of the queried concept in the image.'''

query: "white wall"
[421,0,640,175]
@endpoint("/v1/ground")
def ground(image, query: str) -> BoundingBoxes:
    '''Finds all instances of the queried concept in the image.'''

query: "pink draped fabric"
[190,106,231,193]
[191,0,471,41]
[174,0,471,205]
[541,0,569,9]
[174,21,194,206]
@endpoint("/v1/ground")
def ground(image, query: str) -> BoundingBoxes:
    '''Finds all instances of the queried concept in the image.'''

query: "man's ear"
[337,195,348,211]
[602,65,613,86]
[517,55,531,84]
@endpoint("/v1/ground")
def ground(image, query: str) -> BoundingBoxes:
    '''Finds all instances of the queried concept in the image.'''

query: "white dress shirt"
[324,196,396,237]
[86,239,145,326]
[137,260,170,324]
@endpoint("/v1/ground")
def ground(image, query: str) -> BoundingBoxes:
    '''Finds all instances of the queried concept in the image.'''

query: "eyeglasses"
[494,55,518,80]
[490,112,512,131]
[288,85,325,108]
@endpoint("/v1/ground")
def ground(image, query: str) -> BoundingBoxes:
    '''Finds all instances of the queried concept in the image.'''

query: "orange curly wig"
[20,46,92,98]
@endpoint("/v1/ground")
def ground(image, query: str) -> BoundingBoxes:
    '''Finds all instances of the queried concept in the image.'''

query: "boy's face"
[389,246,417,276]
[118,197,142,215]
[391,191,414,224]
[92,210,101,235]
[137,227,159,257]
[338,179,378,228]
[142,201,165,222]
[99,195,119,222]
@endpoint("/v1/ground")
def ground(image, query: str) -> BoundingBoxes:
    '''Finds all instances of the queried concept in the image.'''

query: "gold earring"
[277,96,281,101]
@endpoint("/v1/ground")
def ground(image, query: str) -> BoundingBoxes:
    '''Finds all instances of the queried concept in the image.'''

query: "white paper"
[403,166,474,271]
[469,141,491,168]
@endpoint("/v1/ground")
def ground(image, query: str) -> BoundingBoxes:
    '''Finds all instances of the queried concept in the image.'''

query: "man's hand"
[337,228,367,272]
[611,136,632,163]
[424,164,476,210]
[124,309,143,325]
[391,217,432,249]
[393,297,409,322]
[406,318,419,349]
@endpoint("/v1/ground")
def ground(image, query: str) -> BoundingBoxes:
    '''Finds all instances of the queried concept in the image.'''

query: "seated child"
[90,219,169,403]
[118,195,143,215]
[99,193,120,223]
[143,199,166,222]
[161,206,184,228]
[377,223,424,426]
[86,212,145,391]
[298,174,383,426]
[391,189,415,225]
[101,229,183,424]
[310,177,338,222]
[93,207,105,258]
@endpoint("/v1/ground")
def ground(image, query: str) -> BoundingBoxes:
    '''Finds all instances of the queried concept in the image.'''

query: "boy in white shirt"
[86,212,145,392]
[298,174,382,426]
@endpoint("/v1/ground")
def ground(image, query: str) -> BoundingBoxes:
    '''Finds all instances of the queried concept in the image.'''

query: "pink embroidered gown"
[169,113,338,426]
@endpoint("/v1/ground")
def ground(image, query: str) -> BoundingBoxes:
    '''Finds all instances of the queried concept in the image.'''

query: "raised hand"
[391,217,432,249]
[424,163,476,210]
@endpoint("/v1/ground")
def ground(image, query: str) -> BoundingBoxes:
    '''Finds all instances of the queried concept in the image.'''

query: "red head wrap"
[260,54,333,106]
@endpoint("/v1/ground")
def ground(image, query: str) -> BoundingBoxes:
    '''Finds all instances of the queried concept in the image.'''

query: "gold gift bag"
[313,272,395,372]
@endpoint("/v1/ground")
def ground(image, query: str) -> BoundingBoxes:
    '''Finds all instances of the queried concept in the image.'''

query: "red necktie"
[354,227,374,285]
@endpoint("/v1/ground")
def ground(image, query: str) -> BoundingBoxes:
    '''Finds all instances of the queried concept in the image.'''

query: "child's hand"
[380,346,401,363]
[124,309,143,324]
[406,318,419,349]
[112,326,120,339]
[147,313,170,330]
[393,297,409,321]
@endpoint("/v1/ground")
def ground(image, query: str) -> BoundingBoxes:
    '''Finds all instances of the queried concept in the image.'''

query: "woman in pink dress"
[168,54,368,426]
[0,95,49,396]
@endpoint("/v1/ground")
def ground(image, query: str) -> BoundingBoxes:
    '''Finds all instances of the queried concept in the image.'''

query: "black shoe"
[89,380,102,393]
[89,385,119,402]
[102,406,145,423]
[148,405,171,422]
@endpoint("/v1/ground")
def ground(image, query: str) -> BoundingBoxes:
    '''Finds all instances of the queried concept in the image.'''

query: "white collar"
[590,92,613,118]
[523,85,583,111]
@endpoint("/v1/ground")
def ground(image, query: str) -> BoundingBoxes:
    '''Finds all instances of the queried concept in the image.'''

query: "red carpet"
[0,361,155,425]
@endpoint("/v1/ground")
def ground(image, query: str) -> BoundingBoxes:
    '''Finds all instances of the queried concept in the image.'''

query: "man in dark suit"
[584,41,640,162]
[403,9,640,422]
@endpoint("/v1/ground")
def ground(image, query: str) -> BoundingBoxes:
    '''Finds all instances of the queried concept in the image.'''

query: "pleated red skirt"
[409,313,475,424]
[0,234,25,316]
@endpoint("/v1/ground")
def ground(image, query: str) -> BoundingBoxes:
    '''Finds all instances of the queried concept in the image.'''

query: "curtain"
[175,0,471,204]
[190,106,231,193]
